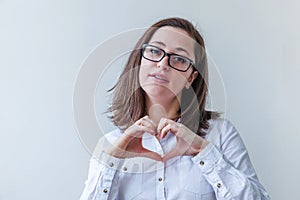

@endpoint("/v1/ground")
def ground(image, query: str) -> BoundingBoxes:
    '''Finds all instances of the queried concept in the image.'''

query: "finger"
[139,117,157,133]
[160,124,172,140]
[135,115,152,125]
[135,116,156,133]
[143,115,157,128]
[136,126,157,136]
[135,116,147,126]
[160,122,182,139]
[157,117,169,133]
[162,149,179,162]
[124,125,155,139]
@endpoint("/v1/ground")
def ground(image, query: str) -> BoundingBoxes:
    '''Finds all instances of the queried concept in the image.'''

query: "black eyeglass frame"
[141,44,195,72]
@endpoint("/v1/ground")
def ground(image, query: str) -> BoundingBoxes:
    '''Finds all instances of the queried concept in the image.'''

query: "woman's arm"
[80,115,160,200]
[80,151,122,200]
[192,119,270,199]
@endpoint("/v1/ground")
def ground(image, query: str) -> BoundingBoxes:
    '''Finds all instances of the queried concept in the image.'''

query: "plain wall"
[1,0,299,199]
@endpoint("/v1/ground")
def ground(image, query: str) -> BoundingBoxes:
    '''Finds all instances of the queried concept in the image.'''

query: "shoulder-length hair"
[108,17,219,136]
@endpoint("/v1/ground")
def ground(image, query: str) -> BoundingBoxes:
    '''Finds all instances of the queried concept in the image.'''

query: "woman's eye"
[173,56,187,64]
[149,48,160,55]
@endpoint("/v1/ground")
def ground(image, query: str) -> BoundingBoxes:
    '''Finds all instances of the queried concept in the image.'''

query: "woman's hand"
[157,118,209,162]
[105,115,162,161]
[105,116,208,162]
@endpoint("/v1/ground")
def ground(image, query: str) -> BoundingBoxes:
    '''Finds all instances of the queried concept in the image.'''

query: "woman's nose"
[157,56,170,71]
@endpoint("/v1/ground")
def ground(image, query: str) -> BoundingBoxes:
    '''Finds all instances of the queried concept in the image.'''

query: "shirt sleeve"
[192,119,271,200]
[80,152,123,200]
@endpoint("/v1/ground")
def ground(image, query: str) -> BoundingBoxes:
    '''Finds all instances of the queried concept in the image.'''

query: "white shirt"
[80,118,270,200]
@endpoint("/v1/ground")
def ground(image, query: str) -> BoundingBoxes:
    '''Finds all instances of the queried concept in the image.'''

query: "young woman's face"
[139,26,198,100]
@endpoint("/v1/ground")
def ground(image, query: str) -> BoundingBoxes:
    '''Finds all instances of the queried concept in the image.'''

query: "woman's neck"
[145,95,181,125]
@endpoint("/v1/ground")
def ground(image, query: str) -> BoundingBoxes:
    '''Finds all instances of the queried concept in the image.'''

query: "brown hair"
[108,17,219,136]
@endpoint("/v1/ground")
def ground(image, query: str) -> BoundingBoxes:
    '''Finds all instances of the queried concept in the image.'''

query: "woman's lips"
[148,73,169,83]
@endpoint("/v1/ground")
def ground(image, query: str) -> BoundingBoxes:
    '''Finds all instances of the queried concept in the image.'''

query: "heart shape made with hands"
[136,116,207,162]
[106,104,208,162]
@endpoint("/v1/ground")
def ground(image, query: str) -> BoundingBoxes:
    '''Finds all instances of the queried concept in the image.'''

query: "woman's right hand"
[105,116,162,161]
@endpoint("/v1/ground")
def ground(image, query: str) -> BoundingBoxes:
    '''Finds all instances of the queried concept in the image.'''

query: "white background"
[1,0,299,199]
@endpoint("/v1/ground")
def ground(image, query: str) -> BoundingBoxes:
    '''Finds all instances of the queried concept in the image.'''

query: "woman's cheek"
[169,74,189,94]
[138,66,148,87]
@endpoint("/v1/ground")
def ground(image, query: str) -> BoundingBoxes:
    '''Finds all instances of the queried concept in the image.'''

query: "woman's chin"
[142,85,178,100]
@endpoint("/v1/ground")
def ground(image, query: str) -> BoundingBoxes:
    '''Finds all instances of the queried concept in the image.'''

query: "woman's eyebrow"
[175,47,190,57]
[150,41,166,47]
[150,41,190,57]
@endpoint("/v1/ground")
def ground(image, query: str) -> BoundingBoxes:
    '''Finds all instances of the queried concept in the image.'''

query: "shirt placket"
[155,135,170,199]
[155,161,165,199]
[142,132,168,199]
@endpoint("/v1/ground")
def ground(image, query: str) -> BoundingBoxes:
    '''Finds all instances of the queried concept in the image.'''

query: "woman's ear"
[186,70,198,89]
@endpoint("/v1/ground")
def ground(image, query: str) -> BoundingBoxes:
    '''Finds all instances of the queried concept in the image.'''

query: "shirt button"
[103,188,108,193]
[123,167,127,171]
[109,162,114,167]
[158,177,163,182]
[217,183,222,188]
[199,161,205,166]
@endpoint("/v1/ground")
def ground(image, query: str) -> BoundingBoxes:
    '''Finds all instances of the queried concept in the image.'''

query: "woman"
[80,17,270,200]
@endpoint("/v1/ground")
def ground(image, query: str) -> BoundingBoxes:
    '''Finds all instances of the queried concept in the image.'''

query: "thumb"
[162,149,179,162]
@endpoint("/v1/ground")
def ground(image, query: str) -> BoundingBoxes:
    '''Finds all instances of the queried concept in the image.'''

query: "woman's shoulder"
[207,117,236,131]
[205,117,241,144]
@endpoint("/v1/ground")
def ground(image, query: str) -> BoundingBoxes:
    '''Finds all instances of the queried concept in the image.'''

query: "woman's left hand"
[157,118,209,162]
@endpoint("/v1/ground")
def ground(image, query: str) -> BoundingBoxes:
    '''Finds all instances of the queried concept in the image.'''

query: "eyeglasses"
[141,44,195,72]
